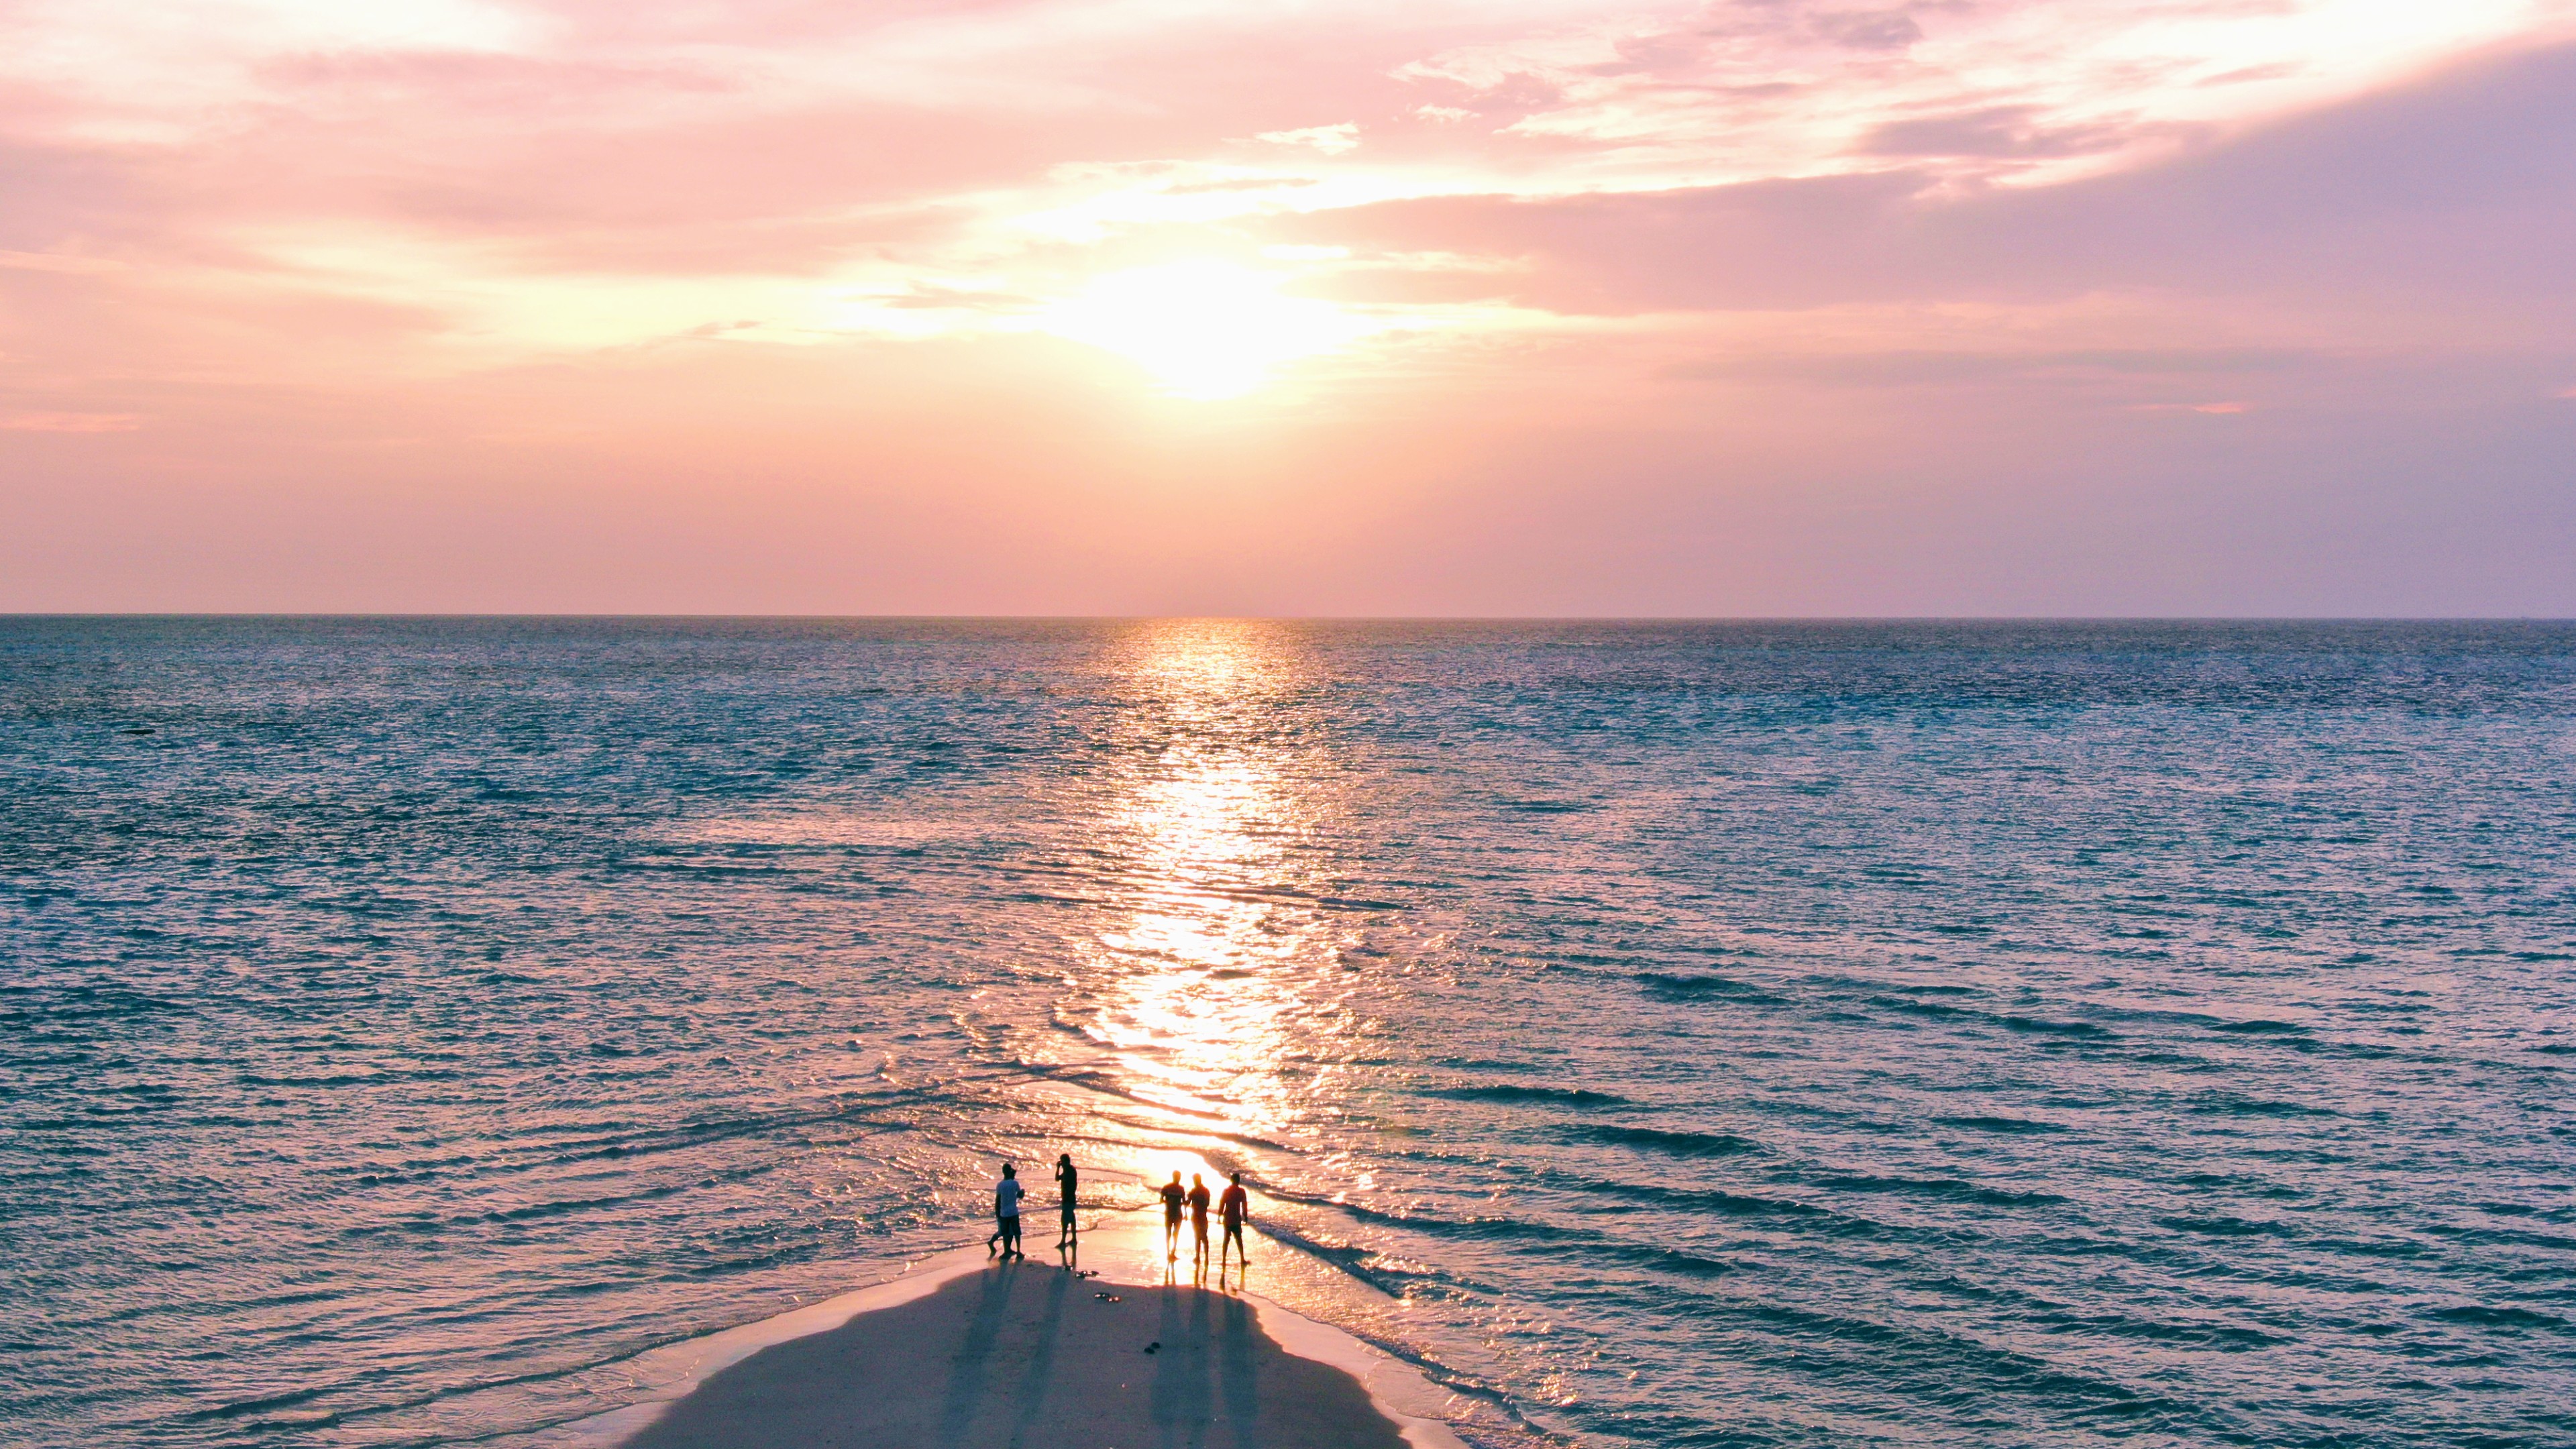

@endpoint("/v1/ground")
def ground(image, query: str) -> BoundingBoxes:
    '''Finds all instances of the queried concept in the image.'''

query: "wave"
[1636,972,1787,1004]
[1804,1174,2068,1208]
[2027,1310,2286,1351]
[1867,996,2116,1040]
[2186,1094,2340,1119]
[2426,1305,2569,1331]
[1931,1116,2067,1135]
[2156,1215,2298,1238]
[1423,1083,1631,1107]
[1567,1124,1761,1158]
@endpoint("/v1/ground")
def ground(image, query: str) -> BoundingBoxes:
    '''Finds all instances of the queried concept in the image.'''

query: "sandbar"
[623,1262,1409,1449]
[519,1214,1473,1449]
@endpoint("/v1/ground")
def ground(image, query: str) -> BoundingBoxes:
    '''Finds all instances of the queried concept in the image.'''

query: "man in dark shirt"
[1219,1171,1250,1267]
[1053,1154,1079,1249]
[1159,1171,1186,1260]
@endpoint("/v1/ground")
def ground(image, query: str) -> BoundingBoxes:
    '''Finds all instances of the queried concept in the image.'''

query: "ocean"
[3,618,2571,1448]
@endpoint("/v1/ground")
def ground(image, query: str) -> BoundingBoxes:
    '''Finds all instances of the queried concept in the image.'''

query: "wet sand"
[618,1258,1412,1449]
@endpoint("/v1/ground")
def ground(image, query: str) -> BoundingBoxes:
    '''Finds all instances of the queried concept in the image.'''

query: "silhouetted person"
[1053,1154,1079,1248]
[1220,1171,1250,1267]
[1160,1171,1187,1260]
[988,1163,1024,1259]
[1188,1173,1212,1262]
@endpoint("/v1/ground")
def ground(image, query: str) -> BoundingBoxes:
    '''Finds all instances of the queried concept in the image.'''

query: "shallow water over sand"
[3,619,2573,1447]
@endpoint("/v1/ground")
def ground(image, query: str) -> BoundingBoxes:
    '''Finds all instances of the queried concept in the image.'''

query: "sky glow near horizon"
[4,0,2575,613]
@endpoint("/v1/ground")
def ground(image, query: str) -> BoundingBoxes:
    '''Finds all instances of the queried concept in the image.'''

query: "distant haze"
[4,1,2573,615]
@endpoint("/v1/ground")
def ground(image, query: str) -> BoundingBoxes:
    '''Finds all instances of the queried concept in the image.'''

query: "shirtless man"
[1219,1171,1250,1267]
[1187,1173,1212,1263]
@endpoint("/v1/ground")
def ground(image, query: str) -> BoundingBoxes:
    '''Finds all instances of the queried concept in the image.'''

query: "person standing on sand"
[1220,1171,1250,1267]
[1188,1174,1213,1262]
[1054,1154,1078,1248]
[989,1163,1024,1259]
[1160,1171,1187,1260]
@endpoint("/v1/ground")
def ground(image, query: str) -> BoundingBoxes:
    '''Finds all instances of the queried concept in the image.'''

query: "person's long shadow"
[1150,1287,1222,1449]
[1218,1293,1261,1448]
[1004,1265,1073,1446]
[937,1263,1020,1442]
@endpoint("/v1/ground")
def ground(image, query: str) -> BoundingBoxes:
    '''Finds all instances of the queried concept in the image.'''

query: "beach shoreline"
[511,1210,1474,1449]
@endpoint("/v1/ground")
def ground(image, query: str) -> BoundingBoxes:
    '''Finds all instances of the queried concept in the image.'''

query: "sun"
[1038,261,1373,399]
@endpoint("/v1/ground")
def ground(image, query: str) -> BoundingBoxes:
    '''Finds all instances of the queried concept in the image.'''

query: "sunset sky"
[5,0,2573,614]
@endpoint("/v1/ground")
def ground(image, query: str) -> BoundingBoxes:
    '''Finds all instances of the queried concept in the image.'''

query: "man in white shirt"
[988,1163,1025,1258]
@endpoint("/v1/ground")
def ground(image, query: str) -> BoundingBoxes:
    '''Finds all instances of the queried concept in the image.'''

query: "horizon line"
[7,613,2575,625]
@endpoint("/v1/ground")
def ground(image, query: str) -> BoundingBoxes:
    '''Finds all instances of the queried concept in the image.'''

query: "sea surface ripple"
[3,619,2573,1448]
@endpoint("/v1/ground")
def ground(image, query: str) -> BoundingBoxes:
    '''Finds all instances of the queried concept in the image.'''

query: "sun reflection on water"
[1075,621,1336,1159]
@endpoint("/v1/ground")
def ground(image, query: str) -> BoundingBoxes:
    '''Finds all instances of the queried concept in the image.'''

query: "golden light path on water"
[1032,621,1405,1254]
[1035,623,1507,1425]
[1083,623,1322,1177]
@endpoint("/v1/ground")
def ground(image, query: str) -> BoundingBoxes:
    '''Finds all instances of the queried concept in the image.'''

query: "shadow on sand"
[622,1262,1407,1449]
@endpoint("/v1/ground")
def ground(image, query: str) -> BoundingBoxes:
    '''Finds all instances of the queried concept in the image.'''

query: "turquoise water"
[3,619,2572,1447]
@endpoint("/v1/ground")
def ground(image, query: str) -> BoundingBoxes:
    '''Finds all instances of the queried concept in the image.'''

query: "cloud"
[1269,41,2576,319]
[1386,0,2557,191]
[4,412,141,432]
[3,0,2574,614]
[1253,123,1360,154]
[0,250,125,273]
[2,0,2561,362]
[1667,349,2315,388]
[1810,9,1923,53]
[1858,105,2137,160]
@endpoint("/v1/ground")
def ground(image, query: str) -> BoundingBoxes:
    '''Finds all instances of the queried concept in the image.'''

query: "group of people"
[984,1154,1249,1269]
[981,1155,1077,1259]
[1159,1168,1250,1267]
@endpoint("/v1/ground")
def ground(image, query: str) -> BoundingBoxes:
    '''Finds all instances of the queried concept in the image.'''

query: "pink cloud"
[0,250,125,273]
[3,412,142,432]
[0,4,2571,612]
